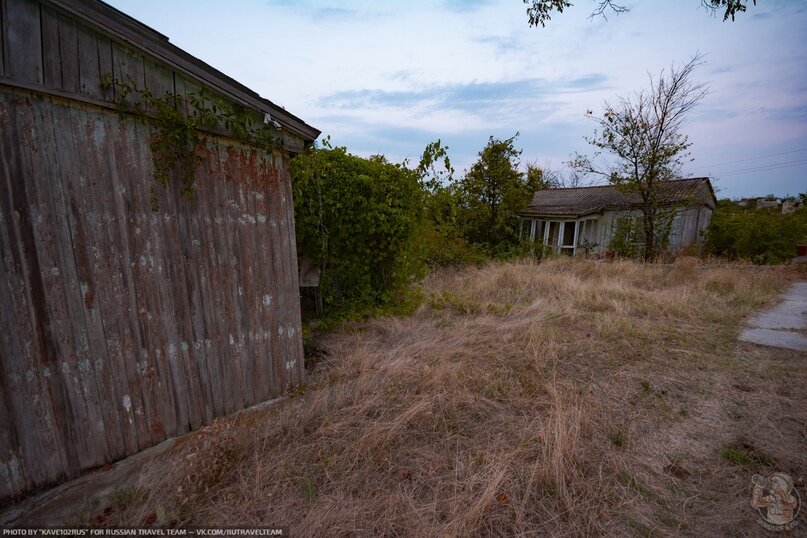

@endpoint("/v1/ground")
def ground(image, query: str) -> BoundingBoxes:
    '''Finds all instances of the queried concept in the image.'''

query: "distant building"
[781,199,799,214]
[520,178,716,255]
[733,197,802,213]
[756,199,780,209]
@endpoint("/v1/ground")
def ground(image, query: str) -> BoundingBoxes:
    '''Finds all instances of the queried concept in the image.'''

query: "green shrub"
[608,217,644,259]
[705,199,807,264]
[291,146,425,316]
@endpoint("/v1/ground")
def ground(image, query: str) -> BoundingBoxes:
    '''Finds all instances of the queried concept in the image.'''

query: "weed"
[611,427,628,448]
[301,476,318,501]
[104,258,798,536]
[722,442,776,469]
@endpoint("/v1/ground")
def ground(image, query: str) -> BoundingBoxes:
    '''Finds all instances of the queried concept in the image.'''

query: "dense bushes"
[291,146,425,315]
[291,141,805,321]
[290,137,543,318]
[705,199,807,264]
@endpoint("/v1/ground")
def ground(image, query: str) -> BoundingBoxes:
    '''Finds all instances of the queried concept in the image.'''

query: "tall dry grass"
[108,257,801,535]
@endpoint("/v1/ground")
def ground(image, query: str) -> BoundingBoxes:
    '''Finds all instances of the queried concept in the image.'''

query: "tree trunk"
[643,204,656,262]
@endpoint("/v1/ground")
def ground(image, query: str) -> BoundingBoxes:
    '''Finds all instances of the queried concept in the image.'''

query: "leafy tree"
[569,55,708,261]
[456,134,535,254]
[418,139,454,194]
[525,162,562,191]
[291,142,424,314]
[523,0,756,27]
[417,140,486,266]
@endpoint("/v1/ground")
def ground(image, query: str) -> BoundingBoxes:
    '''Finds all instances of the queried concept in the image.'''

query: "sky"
[106,0,807,199]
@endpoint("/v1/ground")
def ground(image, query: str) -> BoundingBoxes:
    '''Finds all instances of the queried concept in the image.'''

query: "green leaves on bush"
[705,199,807,264]
[290,135,546,319]
[291,145,425,316]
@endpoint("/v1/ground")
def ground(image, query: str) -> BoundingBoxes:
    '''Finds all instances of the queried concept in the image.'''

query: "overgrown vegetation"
[453,133,540,255]
[705,199,807,263]
[569,54,708,261]
[291,135,542,320]
[100,74,281,204]
[90,258,806,536]
[290,141,425,317]
[607,212,675,259]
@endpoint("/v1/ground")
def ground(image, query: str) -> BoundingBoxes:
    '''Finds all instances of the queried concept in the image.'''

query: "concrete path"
[739,282,807,352]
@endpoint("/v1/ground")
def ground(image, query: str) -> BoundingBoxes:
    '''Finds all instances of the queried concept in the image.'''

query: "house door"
[560,221,576,255]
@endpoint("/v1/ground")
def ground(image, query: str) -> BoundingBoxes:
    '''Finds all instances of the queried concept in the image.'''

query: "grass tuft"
[87,257,803,536]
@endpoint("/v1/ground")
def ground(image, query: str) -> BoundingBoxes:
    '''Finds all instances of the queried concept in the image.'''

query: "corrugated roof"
[521,177,716,218]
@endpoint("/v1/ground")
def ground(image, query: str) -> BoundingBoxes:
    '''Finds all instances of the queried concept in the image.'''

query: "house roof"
[47,0,320,144]
[521,177,716,218]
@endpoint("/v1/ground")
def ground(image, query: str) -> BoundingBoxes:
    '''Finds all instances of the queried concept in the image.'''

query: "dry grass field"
[88,258,806,536]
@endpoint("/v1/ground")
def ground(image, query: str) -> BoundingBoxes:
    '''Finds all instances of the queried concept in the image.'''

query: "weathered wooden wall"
[597,207,711,252]
[0,0,306,501]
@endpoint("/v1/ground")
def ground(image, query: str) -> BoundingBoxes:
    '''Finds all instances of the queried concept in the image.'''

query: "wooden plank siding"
[3,0,41,83]
[0,0,6,76]
[0,0,314,501]
[0,86,306,500]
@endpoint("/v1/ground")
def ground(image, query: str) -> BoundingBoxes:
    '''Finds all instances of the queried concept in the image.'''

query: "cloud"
[442,0,495,12]
[760,105,807,124]
[475,34,522,54]
[321,75,611,113]
[690,107,739,122]
[263,0,371,21]
[311,7,357,20]
[566,74,609,89]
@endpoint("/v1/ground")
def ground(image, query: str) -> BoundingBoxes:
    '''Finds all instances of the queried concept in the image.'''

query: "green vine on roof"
[100,73,282,208]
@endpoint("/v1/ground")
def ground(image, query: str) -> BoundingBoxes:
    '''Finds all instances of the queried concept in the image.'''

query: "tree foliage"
[705,199,807,264]
[291,143,425,314]
[291,134,540,319]
[418,141,488,266]
[523,0,756,27]
[456,134,536,254]
[570,55,708,261]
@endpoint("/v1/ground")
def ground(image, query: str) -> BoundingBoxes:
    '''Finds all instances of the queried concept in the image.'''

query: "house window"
[546,221,561,249]
[530,220,546,242]
[580,218,599,249]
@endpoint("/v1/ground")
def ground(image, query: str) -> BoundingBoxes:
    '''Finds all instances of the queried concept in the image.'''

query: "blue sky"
[107,0,807,198]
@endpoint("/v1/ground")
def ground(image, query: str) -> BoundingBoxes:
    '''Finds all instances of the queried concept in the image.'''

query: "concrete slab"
[747,299,807,330]
[739,282,807,353]
[739,328,807,352]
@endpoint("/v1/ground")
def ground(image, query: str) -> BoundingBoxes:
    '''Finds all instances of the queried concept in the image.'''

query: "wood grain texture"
[4,0,41,83]
[1,0,308,501]
[0,88,305,501]
[0,0,6,76]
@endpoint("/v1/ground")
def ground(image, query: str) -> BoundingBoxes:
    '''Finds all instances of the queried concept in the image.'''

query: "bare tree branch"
[589,0,629,21]
[567,55,709,261]
[701,0,757,21]
[524,0,756,28]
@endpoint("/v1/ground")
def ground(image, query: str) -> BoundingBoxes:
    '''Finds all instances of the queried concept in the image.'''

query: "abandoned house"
[520,178,717,255]
[0,0,319,500]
